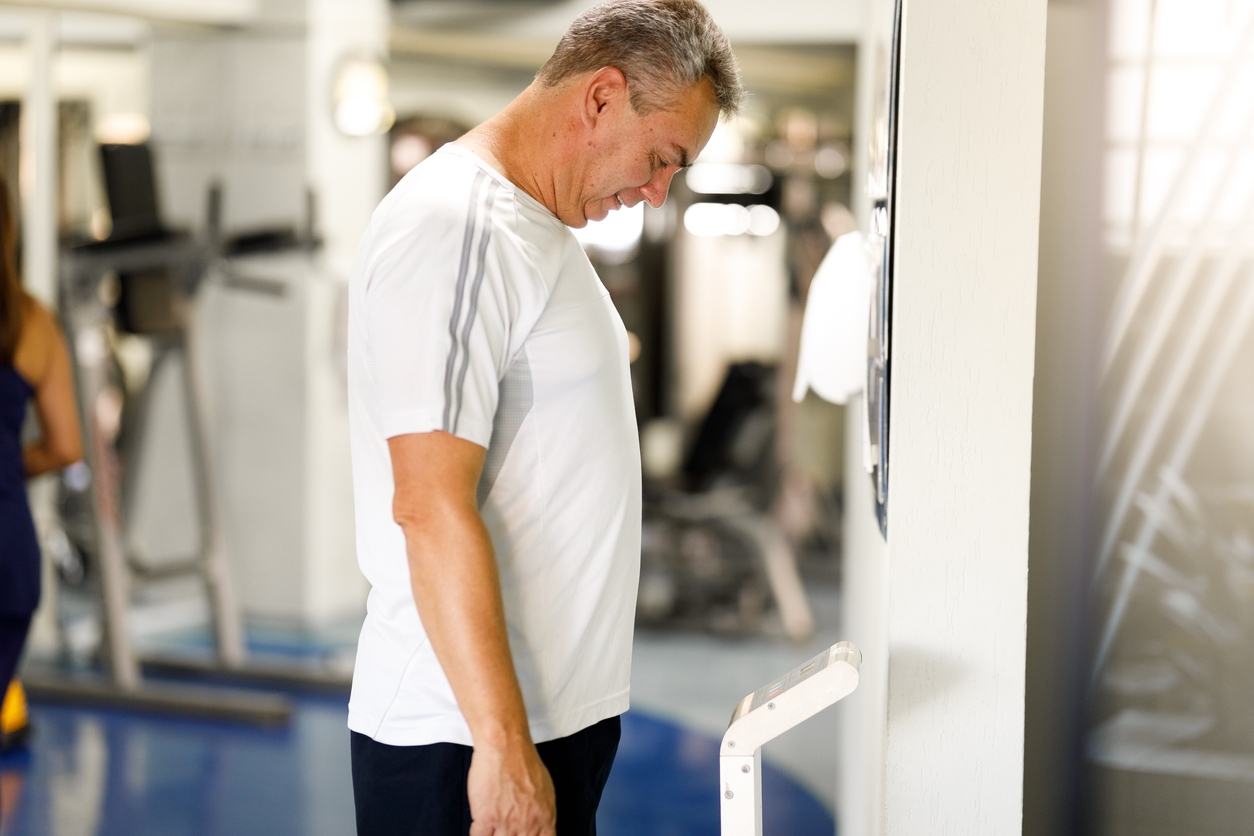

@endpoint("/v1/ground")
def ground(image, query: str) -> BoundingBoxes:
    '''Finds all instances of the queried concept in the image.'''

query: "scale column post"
[720,749,762,836]
[719,641,862,835]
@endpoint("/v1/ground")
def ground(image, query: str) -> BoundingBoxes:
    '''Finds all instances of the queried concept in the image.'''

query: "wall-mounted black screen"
[866,0,904,538]
[100,142,162,241]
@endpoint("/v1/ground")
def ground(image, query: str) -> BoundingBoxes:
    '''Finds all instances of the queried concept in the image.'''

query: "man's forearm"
[387,431,555,833]
[399,505,532,747]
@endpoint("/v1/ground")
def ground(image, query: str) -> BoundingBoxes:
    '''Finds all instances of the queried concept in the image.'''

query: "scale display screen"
[747,649,830,712]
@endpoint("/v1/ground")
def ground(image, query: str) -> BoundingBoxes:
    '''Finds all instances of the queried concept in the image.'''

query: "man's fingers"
[467,740,556,836]
[468,815,550,836]
[468,804,552,835]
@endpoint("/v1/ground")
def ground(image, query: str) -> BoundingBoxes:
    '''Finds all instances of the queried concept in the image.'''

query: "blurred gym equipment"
[639,363,815,641]
[24,143,342,724]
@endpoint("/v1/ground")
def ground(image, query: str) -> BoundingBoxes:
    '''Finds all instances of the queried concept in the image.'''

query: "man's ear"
[582,66,629,129]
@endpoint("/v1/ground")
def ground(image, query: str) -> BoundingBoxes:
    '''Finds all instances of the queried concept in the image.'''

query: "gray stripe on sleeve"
[451,178,501,435]
[477,351,533,509]
[443,170,488,432]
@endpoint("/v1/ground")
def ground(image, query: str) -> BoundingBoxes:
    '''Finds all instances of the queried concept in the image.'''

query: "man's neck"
[455,83,572,221]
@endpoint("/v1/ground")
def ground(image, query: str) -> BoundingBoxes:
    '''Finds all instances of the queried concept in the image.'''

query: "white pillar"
[305,0,388,278]
[21,9,57,307]
[878,0,1047,833]
[20,10,61,661]
[302,0,387,621]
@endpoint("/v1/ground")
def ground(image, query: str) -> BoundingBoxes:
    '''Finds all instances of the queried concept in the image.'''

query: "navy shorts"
[351,715,620,836]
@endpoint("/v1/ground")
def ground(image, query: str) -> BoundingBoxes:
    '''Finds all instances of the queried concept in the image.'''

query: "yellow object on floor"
[1,680,29,749]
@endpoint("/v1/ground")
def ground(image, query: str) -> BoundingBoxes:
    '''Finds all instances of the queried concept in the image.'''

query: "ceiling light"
[684,203,781,238]
[333,56,395,137]
[686,163,772,195]
[748,205,781,236]
[684,203,749,236]
[95,113,150,145]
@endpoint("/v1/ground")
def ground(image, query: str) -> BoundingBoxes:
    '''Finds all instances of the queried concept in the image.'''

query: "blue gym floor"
[0,695,832,836]
[3,582,844,834]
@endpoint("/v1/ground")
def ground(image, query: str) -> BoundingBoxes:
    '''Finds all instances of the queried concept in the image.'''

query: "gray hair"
[537,0,745,117]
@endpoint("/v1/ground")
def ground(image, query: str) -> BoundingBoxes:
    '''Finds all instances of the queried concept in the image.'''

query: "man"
[346,2,743,834]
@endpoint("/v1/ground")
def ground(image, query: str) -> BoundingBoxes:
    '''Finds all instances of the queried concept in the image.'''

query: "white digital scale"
[720,641,862,836]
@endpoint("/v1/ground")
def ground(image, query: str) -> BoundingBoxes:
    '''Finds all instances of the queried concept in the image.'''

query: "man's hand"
[388,431,556,836]
[467,739,556,836]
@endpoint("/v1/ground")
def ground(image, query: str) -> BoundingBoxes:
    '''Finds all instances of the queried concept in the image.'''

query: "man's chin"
[582,204,613,225]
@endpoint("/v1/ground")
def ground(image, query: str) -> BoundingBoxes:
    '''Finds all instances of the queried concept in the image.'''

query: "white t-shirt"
[346,144,642,747]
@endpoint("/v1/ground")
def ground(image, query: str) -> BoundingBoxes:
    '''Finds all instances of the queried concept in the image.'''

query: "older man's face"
[576,78,720,226]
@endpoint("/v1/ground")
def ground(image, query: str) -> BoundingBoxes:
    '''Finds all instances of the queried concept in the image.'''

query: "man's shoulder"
[380,148,550,245]
[388,147,492,217]
[364,147,572,292]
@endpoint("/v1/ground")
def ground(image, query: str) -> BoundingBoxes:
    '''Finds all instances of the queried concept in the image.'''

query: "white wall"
[200,255,309,619]
[389,59,531,131]
[881,0,1046,832]
[150,31,306,234]
[837,393,890,836]
[199,251,367,625]
[3,0,256,25]
[837,0,1048,833]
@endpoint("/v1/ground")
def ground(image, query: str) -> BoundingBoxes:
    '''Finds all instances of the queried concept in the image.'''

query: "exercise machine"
[22,148,343,725]
[19,232,292,726]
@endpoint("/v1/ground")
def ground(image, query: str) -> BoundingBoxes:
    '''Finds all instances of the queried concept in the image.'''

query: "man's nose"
[639,167,678,209]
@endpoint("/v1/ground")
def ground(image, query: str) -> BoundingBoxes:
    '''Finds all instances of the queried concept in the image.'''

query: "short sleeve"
[362,171,540,449]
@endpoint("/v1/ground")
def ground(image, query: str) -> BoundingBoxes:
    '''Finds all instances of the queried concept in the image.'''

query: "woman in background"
[0,171,82,750]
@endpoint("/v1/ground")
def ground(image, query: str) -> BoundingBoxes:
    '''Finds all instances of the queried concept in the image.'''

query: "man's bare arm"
[388,431,555,836]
